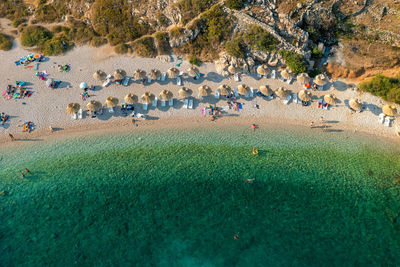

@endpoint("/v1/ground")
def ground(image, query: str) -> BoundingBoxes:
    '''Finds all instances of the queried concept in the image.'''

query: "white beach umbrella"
[80,82,88,89]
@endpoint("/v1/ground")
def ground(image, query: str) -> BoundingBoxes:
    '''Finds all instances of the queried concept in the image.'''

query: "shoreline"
[1,115,399,151]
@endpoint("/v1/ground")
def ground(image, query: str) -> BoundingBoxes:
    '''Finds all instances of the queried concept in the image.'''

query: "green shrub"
[132,37,156,57]
[92,0,150,44]
[225,37,245,58]
[359,74,400,104]
[225,0,245,10]
[312,46,323,59]
[114,43,130,54]
[43,38,68,56]
[278,50,307,74]
[308,69,321,78]
[157,13,168,27]
[244,25,278,52]
[169,27,185,38]
[90,36,108,47]
[21,25,52,47]
[202,5,233,43]
[12,18,25,28]
[154,32,170,55]
[189,55,202,66]
[176,0,216,24]
[0,33,13,51]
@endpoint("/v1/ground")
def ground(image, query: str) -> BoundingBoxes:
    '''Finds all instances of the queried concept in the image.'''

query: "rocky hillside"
[0,0,399,79]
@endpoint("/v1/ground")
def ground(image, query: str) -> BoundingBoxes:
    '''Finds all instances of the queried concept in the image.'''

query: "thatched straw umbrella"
[149,69,161,80]
[86,100,102,112]
[134,69,146,81]
[275,87,289,98]
[228,65,239,75]
[259,85,273,96]
[114,69,126,80]
[315,74,328,86]
[168,68,179,79]
[178,87,192,98]
[268,58,278,67]
[198,85,212,97]
[298,90,312,102]
[324,94,337,105]
[187,67,199,78]
[93,70,106,81]
[297,73,310,84]
[218,84,231,95]
[237,84,250,95]
[382,104,398,117]
[281,69,294,80]
[105,96,119,108]
[257,65,269,76]
[159,90,173,101]
[141,92,155,104]
[66,103,80,115]
[349,99,362,112]
[124,93,138,105]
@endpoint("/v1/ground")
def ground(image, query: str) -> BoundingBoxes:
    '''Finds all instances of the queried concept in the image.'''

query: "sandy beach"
[0,41,399,145]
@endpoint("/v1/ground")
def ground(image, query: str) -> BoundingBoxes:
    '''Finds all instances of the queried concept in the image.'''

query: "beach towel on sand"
[201,108,206,116]
[237,103,243,110]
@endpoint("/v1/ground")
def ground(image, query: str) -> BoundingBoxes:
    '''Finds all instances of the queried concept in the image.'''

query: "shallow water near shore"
[1,127,400,266]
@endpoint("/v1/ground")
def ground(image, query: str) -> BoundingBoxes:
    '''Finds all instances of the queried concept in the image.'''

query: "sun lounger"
[234,73,240,82]
[122,76,130,86]
[169,98,174,106]
[283,95,292,105]
[161,72,166,81]
[177,77,183,86]
[257,74,262,79]
[161,100,166,107]
[147,77,152,83]
[378,113,385,124]
[195,73,201,80]
[103,78,111,87]
[317,99,323,108]
[215,89,220,99]
[250,87,257,98]
[280,76,285,82]
[318,85,324,91]
[142,103,148,111]
[188,98,193,109]
[183,98,188,109]
[267,95,274,100]
[286,78,293,84]
[384,116,391,127]
[78,109,83,119]
[322,101,329,110]
[33,63,39,70]
[72,113,77,120]
[233,87,239,97]
[153,97,158,107]
[293,93,298,104]
[271,70,276,79]
[179,71,184,76]
[108,107,114,113]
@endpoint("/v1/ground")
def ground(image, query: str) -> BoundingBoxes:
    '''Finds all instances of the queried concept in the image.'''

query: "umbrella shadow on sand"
[205,72,225,83]
[57,81,71,89]
[365,103,381,116]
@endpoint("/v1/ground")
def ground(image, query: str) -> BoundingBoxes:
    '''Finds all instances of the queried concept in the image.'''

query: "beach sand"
[0,41,399,145]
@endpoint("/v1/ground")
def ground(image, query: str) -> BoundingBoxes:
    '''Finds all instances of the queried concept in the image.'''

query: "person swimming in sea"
[252,147,258,155]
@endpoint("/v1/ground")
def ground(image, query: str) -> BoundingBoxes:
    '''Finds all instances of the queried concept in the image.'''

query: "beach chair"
[183,98,188,109]
[33,63,39,70]
[142,103,148,111]
[257,74,262,79]
[322,101,329,110]
[153,97,158,107]
[283,95,292,105]
[267,94,274,100]
[286,78,293,84]
[188,98,194,109]
[179,71,184,76]
[271,70,276,79]
[280,76,285,82]
[72,113,77,120]
[147,77,152,83]
[103,78,111,87]
[195,73,201,80]
[234,73,240,82]
[384,117,391,127]
[378,113,385,124]
[293,93,298,104]
[97,108,103,115]
[161,100,166,107]
[317,99,323,108]
[177,77,183,86]
[108,107,114,113]
[169,98,174,107]
[250,87,257,98]
[78,109,83,119]
[215,89,220,99]
[233,87,239,97]
[122,76,130,86]
[161,72,166,81]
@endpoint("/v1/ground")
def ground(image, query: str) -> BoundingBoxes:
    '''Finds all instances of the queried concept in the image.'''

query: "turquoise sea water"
[1,127,400,266]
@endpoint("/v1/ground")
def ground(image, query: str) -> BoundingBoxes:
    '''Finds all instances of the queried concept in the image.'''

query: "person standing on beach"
[251,124,257,131]
[21,171,25,179]
[9,133,15,141]
[310,121,314,128]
